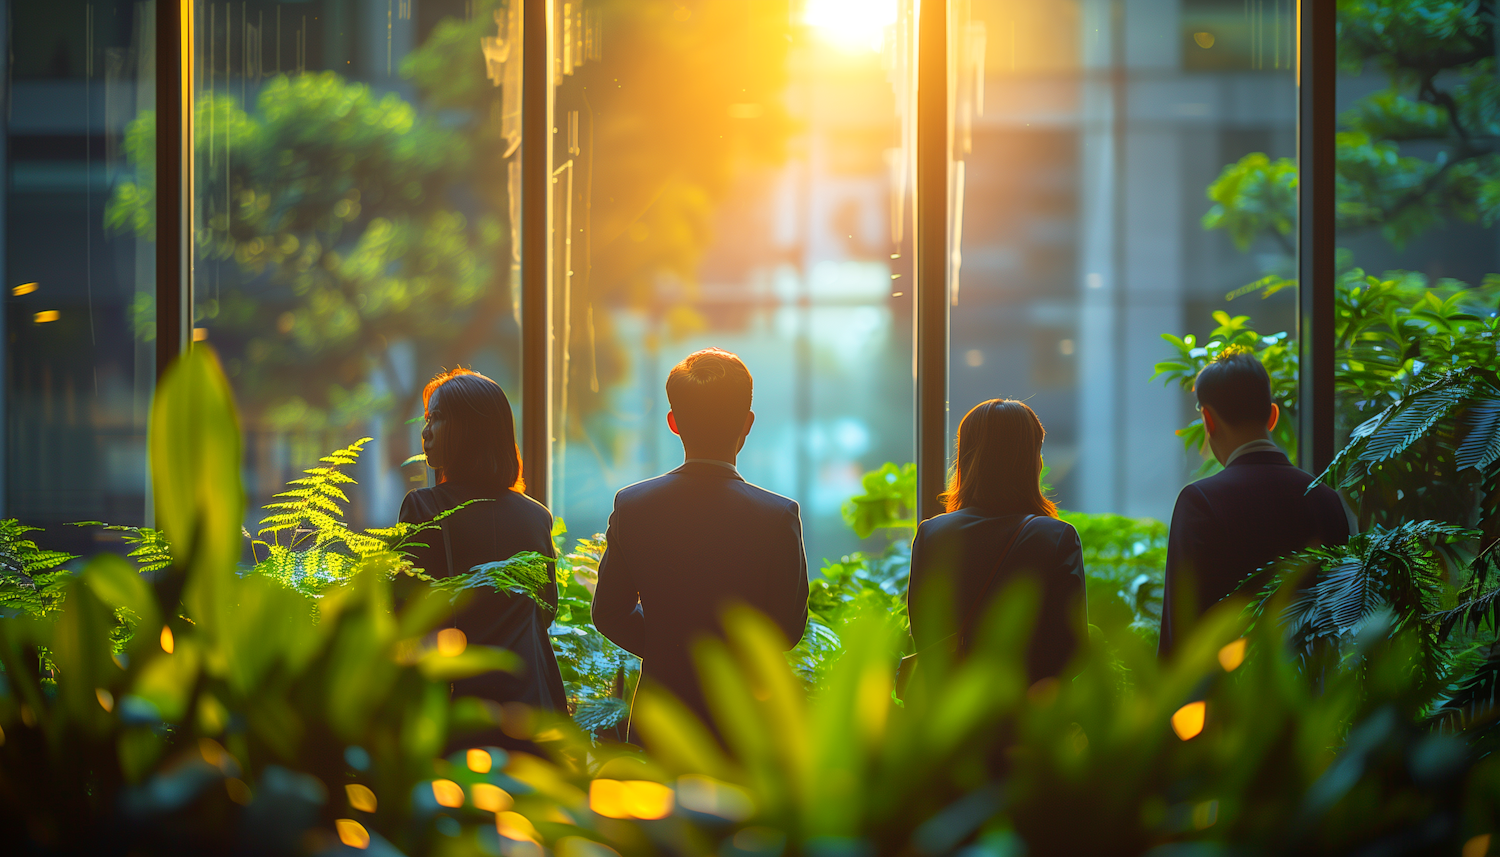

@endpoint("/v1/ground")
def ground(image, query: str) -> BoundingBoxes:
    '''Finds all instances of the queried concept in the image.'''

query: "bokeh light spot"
[1172,701,1206,741]
[346,783,377,813]
[95,689,114,712]
[1464,834,1491,857]
[467,748,493,773]
[437,628,467,657]
[1218,638,1247,671]
[160,625,175,654]
[335,819,370,849]
[432,779,465,808]
[472,782,514,813]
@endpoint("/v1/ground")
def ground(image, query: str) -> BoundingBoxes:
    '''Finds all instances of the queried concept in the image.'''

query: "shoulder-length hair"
[942,399,1057,517]
[422,368,525,493]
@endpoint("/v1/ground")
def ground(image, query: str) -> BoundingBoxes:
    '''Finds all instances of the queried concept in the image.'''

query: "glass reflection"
[546,0,917,562]
[950,0,1299,521]
[6,0,156,551]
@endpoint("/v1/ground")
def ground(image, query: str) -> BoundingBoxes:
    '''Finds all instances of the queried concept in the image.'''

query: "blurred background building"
[3,0,1493,566]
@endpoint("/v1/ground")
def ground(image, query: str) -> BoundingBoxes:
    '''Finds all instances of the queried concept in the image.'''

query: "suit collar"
[1225,449,1293,468]
[671,460,746,481]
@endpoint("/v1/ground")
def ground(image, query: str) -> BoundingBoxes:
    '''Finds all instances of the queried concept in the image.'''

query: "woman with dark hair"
[399,368,567,716]
[906,399,1088,682]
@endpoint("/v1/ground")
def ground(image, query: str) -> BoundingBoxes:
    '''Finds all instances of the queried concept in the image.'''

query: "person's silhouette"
[399,369,568,722]
[591,348,808,742]
[1158,349,1350,658]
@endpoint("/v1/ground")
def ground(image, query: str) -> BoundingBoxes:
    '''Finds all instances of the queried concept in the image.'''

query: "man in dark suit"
[1158,349,1350,658]
[591,347,809,739]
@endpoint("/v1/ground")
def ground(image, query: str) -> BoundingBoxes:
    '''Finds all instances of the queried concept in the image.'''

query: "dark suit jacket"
[908,509,1088,683]
[1157,449,1351,658]
[400,481,568,712]
[591,461,809,737]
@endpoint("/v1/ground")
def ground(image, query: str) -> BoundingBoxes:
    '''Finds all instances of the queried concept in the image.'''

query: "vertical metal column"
[915,0,950,522]
[521,0,554,506]
[1297,0,1335,475]
[156,0,194,380]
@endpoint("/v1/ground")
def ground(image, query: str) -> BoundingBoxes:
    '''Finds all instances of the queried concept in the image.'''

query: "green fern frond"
[433,550,555,613]
[0,519,77,616]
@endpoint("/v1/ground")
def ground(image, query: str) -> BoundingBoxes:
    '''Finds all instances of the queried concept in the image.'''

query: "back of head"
[945,399,1057,517]
[422,368,524,492]
[665,348,753,448]
[1193,347,1272,428]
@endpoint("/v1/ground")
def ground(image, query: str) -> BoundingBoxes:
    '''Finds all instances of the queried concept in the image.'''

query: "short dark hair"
[1194,348,1273,427]
[422,368,524,492]
[666,348,753,447]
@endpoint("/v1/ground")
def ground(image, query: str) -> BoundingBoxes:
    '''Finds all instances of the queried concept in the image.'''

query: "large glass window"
[180,0,523,528]
[544,0,918,562]
[6,1,156,551]
[1331,6,1498,528]
[950,0,1299,521]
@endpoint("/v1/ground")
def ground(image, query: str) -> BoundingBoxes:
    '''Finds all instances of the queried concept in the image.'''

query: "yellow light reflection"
[467,748,493,773]
[803,0,897,53]
[335,819,371,850]
[432,778,465,808]
[589,779,628,819]
[33,310,59,324]
[1464,834,1491,857]
[622,780,674,820]
[437,628,467,657]
[192,327,209,342]
[160,625,175,654]
[1172,701,1206,741]
[472,782,514,813]
[497,811,540,843]
[1193,31,1216,49]
[1218,638,1247,672]
[95,689,114,712]
[346,783,377,813]
[12,282,37,296]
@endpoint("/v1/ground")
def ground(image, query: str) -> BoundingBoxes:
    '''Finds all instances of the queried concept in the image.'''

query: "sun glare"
[803,0,898,53]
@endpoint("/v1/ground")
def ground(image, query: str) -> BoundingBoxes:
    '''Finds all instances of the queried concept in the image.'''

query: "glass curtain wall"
[543,0,918,563]
[949,0,1299,522]
[185,0,524,532]
[1331,8,1498,530]
[5,1,156,553]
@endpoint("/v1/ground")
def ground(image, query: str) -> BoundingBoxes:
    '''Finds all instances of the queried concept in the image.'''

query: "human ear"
[667,411,681,436]
[1266,402,1280,432]
[1201,406,1218,436]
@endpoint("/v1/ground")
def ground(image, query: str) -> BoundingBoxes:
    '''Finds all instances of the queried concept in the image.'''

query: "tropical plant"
[0,519,77,617]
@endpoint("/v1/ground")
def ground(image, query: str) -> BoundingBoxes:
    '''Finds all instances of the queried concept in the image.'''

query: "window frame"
[151,0,1339,510]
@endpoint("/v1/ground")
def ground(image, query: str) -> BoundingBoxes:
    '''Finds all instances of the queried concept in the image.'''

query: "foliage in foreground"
[7,352,1500,856]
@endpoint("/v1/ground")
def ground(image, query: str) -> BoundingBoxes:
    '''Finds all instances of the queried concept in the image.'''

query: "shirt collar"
[684,458,740,477]
[1224,438,1283,467]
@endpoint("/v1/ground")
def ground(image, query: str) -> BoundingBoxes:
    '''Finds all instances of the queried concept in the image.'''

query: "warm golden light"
[11,282,37,296]
[192,327,209,342]
[1464,834,1491,857]
[1193,31,1216,49]
[472,782,514,813]
[160,625,175,654]
[33,310,59,324]
[467,748,493,773]
[803,0,897,53]
[432,778,465,808]
[622,780,674,820]
[335,819,371,849]
[497,811,540,843]
[346,783,377,813]
[437,628,467,657]
[1218,638,1247,671]
[590,779,628,818]
[95,689,114,712]
[1172,701,1207,740]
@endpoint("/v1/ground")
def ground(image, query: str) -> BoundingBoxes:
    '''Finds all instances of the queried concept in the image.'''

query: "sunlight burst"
[803,0,898,53]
